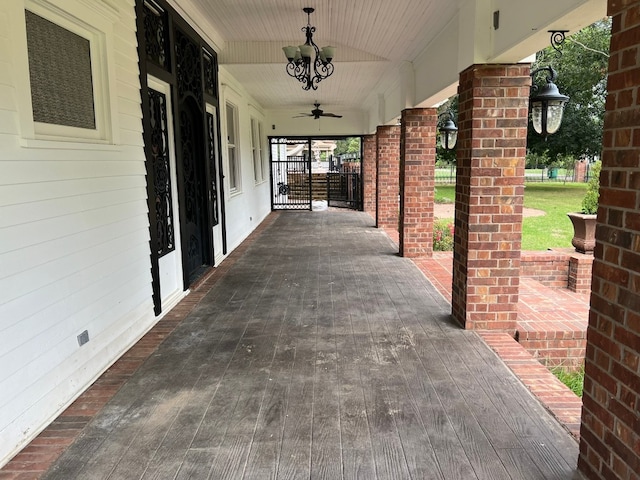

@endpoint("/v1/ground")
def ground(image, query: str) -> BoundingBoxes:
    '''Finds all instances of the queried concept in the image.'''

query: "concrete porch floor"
[1,211,584,479]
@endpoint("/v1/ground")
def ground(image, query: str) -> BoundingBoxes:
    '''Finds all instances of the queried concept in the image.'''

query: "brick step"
[516,277,589,370]
[411,253,590,369]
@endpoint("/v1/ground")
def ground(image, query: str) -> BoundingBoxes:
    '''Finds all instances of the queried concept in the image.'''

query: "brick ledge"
[478,331,583,440]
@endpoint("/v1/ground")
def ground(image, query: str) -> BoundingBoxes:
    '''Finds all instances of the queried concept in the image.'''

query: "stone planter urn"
[567,212,597,254]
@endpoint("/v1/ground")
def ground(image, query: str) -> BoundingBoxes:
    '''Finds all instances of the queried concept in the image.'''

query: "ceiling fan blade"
[320,113,342,118]
[292,113,314,118]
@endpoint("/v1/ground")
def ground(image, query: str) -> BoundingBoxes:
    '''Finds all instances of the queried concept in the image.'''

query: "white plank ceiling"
[184,0,460,112]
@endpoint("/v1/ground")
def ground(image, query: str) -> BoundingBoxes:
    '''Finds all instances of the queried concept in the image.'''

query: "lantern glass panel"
[546,100,566,134]
[531,102,543,135]
[447,131,457,149]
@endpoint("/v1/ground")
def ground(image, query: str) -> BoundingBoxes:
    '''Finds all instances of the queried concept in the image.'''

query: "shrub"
[581,161,601,214]
[433,220,454,251]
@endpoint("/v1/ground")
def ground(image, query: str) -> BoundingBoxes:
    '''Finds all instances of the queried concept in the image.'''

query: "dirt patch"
[434,203,545,219]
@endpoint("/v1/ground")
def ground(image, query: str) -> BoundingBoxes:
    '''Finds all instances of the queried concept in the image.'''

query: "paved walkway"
[2,211,581,479]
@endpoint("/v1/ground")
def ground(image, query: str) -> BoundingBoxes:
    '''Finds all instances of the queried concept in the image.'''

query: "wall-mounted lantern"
[438,111,458,150]
[530,66,569,139]
[529,30,571,139]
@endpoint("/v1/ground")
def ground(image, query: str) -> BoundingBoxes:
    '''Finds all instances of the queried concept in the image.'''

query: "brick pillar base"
[567,253,593,293]
[451,64,530,332]
[376,125,400,230]
[578,1,640,478]
[399,108,437,257]
[363,134,377,218]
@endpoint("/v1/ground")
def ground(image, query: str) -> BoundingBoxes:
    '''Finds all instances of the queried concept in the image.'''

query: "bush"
[581,161,601,214]
[433,220,454,251]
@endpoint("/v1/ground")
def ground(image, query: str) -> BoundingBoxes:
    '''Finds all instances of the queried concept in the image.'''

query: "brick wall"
[517,334,587,370]
[520,251,571,287]
[363,134,377,218]
[451,64,530,332]
[399,108,437,258]
[578,1,640,478]
[376,125,400,230]
[519,251,593,293]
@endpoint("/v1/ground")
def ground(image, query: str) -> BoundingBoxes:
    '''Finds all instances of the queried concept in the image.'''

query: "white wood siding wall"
[220,69,272,252]
[0,0,154,466]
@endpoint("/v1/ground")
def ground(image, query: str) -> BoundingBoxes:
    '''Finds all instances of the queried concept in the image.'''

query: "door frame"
[269,135,364,212]
[147,76,186,311]
[136,0,225,314]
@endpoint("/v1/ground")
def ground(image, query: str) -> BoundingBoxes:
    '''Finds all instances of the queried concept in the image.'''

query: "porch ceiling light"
[530,66,569,139]
[282,7,335,91]
[438,112,458,150]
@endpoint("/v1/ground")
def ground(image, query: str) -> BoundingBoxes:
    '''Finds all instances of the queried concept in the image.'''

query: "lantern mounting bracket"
[549,30,569,57]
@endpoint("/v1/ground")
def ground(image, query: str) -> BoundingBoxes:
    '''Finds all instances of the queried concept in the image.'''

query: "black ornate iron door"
[138,0,223,311]
[175,28,211,283]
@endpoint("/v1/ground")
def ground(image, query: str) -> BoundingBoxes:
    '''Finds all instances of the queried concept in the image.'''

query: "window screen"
[25,10,96,129]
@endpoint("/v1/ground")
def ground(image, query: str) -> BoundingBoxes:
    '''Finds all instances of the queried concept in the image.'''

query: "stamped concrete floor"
[42,211,579,480]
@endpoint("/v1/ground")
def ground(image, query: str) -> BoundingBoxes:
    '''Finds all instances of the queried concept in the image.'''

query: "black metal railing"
[327,172,362,210]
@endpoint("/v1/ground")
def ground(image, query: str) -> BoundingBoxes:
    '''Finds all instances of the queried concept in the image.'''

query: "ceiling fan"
[294,102,342,119]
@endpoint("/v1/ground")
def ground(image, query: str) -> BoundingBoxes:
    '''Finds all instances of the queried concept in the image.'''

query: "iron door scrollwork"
[175,28,209,281]
[142,0,169,71]
[175,30,203,106]
[148,88,175,256]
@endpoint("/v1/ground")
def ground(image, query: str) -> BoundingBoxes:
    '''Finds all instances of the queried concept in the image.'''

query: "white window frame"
[11,0,119,147]
[225,101,241,194]
[251,117,266,185]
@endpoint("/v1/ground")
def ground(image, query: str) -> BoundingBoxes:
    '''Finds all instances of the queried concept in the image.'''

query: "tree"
[528,19,611,162]
[333,137,360,156]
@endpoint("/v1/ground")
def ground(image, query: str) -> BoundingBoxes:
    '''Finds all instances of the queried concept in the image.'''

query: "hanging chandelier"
[282,7,335,91]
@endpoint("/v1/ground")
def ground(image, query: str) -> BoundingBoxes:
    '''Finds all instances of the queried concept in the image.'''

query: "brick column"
[578,1,640,478]
[451,64,530,331]
[362,134,377,218]
[376,125,400,230]
[399,108,437,257]
[575,159,588,182]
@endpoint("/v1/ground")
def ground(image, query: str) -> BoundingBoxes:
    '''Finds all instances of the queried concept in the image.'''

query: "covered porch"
[14,211,579,479]
[2,0,640,478]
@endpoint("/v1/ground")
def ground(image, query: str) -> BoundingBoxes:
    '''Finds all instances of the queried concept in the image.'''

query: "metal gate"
[270,138,312,210]
[327,172,362,209]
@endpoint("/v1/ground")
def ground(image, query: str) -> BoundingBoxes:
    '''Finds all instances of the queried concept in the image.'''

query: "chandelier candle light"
[283,7,335,91]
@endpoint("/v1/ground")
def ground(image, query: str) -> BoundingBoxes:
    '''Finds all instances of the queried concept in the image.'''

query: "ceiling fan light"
[282,46,298,61]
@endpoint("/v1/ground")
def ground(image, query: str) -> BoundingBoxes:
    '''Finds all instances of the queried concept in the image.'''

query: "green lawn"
[434,183,587,250]
[551,367,585,397]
